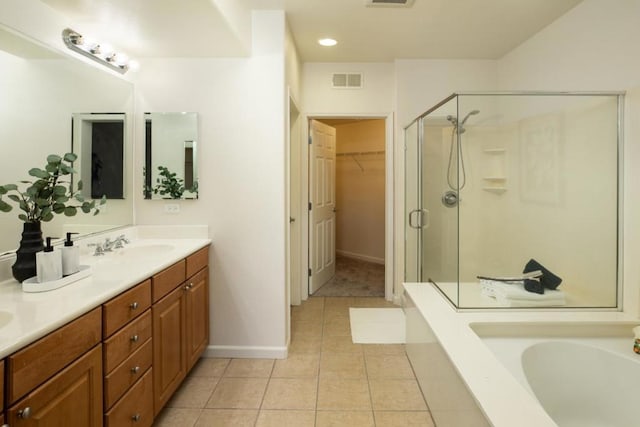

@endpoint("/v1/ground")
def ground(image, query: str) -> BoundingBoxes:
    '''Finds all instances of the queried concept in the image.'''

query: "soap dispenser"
[61,232,79,276]
[36,237,62,283]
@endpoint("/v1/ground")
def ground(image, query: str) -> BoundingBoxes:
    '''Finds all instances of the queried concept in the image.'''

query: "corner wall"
[495,0,640,315]
[134,11,288,358]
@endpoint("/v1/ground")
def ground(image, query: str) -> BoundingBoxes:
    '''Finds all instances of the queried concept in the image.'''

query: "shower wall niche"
[404,92,623,310]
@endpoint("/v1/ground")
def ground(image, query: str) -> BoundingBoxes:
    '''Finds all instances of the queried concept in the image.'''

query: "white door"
[289,99,302,305]
[309,120,336,294]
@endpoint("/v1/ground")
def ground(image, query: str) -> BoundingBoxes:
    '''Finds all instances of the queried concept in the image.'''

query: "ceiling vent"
[365,0,415,7]
[332,73,363,89]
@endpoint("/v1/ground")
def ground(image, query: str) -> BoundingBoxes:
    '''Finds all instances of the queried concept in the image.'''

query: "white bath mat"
[349,308,406,344]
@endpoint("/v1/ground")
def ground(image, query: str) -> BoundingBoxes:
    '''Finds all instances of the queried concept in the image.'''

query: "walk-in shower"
[404,92,623,309]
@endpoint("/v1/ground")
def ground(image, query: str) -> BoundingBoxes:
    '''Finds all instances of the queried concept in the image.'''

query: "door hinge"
[308,202,312,211]
[308,136,312,145]
[308,268,312,277]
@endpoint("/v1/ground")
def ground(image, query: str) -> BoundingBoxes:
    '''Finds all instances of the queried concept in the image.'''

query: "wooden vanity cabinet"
[152,246,209,415]
[5,308,103,427]
[102,279,153,426]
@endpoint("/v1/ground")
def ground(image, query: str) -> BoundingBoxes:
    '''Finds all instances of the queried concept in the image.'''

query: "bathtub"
[403,283,640,427]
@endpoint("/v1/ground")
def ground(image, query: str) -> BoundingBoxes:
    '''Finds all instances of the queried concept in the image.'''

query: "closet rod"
[336,150,385,157]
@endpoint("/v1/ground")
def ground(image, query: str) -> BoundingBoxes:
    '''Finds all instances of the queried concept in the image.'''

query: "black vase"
[12,221,44,283]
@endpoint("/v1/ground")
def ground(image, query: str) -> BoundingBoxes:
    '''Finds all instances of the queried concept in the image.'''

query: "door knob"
[289,217,296,223]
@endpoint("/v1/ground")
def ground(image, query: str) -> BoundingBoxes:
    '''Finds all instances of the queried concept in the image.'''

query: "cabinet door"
[185,267,209,371]
[8,345,102,427]
[152,286,186,416]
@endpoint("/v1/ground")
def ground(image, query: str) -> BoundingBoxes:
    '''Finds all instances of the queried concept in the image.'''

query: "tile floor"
[153,296,435,426]
[313,256,385,297]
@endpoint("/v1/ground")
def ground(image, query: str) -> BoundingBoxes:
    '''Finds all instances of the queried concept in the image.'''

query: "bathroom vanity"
[0,231,211,426]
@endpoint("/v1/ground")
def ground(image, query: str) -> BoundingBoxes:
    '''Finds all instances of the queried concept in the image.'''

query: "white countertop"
[403,283,639,427]
[0,233,211,358]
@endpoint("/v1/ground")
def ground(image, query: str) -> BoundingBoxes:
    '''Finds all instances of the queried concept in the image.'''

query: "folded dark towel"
[523,259,562,290]
[524,278,545,294]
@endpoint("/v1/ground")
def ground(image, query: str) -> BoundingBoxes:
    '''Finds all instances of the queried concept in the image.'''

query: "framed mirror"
[0,24,134,256]
[144,112,199,200]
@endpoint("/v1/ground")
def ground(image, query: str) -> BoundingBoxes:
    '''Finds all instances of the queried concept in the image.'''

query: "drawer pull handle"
[131,366,141,374]
[130,302,139,310]
[132,414,141,422]
[130,334,139,343]
[18,407,32,419]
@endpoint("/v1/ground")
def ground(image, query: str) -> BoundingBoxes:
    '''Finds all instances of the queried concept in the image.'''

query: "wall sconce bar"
[62,28,130,74]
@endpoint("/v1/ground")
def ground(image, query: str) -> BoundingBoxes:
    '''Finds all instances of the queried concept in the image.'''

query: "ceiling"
[39,0,583,62]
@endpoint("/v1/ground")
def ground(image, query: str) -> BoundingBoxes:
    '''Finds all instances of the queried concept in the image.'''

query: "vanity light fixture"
[318,38,338,47]
[62,28,131,74]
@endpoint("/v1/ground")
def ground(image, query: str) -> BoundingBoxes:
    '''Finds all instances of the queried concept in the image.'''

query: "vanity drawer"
[186,246,209,278]
[104,310,152,373]
[105,368,154,427]
[104,338,153,410]
[7,307,102,403]
[152,260,186,303]
[102,279,151,338]
[103,279,151,338]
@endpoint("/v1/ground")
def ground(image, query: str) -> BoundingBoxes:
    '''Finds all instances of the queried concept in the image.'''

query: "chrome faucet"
[104,234,130,251]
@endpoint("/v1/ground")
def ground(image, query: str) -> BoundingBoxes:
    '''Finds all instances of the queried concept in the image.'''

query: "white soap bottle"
[61,232,79,276]
[36,237,62,283]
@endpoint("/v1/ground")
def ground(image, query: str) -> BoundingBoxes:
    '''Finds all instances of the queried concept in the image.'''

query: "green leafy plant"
[153,165,185,199]
[0,153,106,223]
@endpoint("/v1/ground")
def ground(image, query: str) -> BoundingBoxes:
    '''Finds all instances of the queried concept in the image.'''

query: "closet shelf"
[483,148,506,154]
[482,176,507,181]
[336,150,385,157]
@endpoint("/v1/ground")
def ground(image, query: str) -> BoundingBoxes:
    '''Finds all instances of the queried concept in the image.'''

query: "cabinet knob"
[18,407,32,419]
[130,302,139,310]
[132,413,141,422]
[130,334,139,343]
[184,283,193,291]
[131,366,140,374]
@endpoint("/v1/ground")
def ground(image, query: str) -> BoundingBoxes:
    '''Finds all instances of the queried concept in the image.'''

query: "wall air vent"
[332,73,363,89]
[365,0,415,7]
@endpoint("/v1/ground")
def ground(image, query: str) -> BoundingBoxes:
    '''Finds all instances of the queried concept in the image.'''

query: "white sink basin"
[112,244,175,258]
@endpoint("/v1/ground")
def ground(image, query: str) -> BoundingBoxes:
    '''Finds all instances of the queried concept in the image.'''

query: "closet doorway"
[310,118,386,297]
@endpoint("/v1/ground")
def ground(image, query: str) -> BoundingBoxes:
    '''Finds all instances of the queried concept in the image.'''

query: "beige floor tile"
[194,409,258,427]
[365,354,415,379]
[272,353,320,378]
[167,376,220,408]
[206,378,268,409]
[352,297,396,308]
[292,305,324,322]
[316,410,375,427]
[292,320,323,338]
[323,304,351,318]
[189,358,230,377]
[430,409,491,427]
[153,407,202,427]
[256,410,315,427]
[369,379,427,411]
[224,358,274,377]
[362,344,406,356]
[322,335,363,354]
[317,378,371,411]
[303,297,325,309]
[323,317,351,336]
[323,297,356,308]
[375,411,435,426]
[320,352,365,378]
[261,378,318,410]
[289,335,323,354]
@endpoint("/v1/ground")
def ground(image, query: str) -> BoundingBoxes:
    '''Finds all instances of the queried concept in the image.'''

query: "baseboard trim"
[336,250,384,265]
[204,345,288,359]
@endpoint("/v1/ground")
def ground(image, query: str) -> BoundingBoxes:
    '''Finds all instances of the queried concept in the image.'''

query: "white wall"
[134,11,288,358]
[495,0,640,314]
[334,120,386,263]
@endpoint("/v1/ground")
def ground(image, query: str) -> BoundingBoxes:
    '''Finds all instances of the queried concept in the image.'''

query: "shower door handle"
[409,209,428,229]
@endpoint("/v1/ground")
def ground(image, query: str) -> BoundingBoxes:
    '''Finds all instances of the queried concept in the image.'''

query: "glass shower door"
[404,119,421,282]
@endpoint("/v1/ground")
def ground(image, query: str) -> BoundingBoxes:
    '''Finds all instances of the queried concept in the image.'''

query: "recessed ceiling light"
[318,38,337,47]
